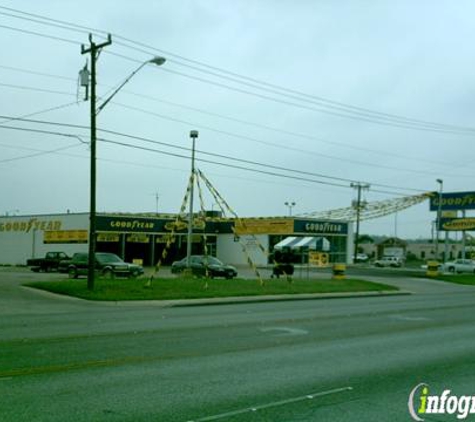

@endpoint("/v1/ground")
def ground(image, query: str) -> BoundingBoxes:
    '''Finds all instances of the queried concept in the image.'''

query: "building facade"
[0,213,353,266]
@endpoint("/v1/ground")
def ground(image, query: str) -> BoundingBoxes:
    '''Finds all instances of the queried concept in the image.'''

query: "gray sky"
[1,0,474,239]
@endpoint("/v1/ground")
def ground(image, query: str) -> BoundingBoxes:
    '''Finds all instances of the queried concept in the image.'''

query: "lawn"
[433,274,475,286]
[24,276,398,301]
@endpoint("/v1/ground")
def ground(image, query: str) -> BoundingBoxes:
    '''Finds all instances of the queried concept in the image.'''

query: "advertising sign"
[234,218,294,235]
[429,191,475,211]
[438,217,475,231]
[44,230,88,244]
[294,219,348,235]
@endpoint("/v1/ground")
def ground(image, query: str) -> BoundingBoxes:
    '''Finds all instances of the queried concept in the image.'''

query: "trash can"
[426,261,439,277]
[332,263,346,280]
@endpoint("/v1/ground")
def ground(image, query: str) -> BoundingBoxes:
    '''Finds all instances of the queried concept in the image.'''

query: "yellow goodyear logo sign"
[0,218,62,233]
[440,218,475,231]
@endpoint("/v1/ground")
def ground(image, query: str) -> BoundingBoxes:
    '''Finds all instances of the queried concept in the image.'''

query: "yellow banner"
[126,234,150,243]
[44,230,88,244]
[234,218,293,235]
[97,233,120,242]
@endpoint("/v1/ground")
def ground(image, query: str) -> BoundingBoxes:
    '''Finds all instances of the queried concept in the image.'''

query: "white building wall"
[217,234,269,266]
[0,213,89,265]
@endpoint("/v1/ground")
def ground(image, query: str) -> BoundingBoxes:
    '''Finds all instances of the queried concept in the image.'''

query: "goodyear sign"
[430,191,475,211]
[0,218,62,233]
[294,219,348,235]
[438,217,475,231]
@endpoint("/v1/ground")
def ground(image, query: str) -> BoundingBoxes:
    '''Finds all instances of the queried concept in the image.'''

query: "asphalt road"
[2,268,475,421]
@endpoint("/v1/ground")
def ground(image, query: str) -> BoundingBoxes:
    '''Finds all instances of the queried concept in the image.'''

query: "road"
[1,268,475,421]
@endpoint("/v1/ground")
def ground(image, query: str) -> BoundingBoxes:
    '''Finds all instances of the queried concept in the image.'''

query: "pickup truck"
[27,252,71,272]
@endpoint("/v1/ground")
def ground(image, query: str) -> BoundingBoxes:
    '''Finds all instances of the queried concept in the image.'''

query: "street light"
[186,130,199,270]
[435,178,443,262]
[81,37,166,290]
[284,201,296,217]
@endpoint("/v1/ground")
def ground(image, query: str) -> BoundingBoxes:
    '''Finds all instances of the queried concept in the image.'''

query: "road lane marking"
[259,326,309,336]
[390,315,431,322]
[187,386,353,422]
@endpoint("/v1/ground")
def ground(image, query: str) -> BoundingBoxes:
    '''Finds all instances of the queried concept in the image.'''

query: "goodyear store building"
[0,212,352,266]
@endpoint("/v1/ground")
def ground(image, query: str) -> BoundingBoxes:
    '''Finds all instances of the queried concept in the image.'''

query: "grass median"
[25,276,398,301]
[432,274,475,286]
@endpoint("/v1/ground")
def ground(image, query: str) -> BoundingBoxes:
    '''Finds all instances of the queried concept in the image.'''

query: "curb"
[22,285,411,308]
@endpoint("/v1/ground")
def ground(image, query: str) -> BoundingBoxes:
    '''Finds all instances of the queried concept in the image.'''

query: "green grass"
[24,276,398,301]
[433,274,475,286]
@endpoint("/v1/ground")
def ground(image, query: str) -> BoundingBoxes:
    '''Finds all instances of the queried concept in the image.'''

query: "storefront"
[0,213,352,266]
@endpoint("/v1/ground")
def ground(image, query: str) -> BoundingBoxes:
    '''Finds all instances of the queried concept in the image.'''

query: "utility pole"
[435,179,443,262]
[351,182,370,262]
[81,34,112,291]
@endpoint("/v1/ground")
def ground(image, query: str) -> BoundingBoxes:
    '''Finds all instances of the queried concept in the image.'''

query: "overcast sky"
[0,0,474,239]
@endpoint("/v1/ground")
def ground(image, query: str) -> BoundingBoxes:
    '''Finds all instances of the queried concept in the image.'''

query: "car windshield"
[205,257,223,266]
[96,253,123,264]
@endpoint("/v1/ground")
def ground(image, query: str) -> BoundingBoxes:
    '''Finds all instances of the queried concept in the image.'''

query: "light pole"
[186,130,199,269]
[284,201,296,217]
[435,178,443,261]
[81,34,166,290]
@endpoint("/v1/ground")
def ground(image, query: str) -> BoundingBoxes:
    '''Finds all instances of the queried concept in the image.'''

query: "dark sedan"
[171,255,238,279]
[67,252,144,279]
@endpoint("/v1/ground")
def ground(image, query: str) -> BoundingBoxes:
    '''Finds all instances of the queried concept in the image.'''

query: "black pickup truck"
[27,251,71,272]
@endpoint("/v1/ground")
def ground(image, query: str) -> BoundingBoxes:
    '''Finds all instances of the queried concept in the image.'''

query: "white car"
[442,259,475,274]
[374,256,403,268]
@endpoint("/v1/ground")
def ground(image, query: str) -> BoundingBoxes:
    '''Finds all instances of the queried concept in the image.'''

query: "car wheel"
[68,267,78,279]
[102,269,115,280]
[448,267,455,273]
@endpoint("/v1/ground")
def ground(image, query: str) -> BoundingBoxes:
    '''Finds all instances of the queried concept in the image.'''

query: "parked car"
[355,253,369,263]
[171,255,238,279]
[441,259,475,274]
[374,256,403,268]
[27,251,70,272]
[67,252,144,279]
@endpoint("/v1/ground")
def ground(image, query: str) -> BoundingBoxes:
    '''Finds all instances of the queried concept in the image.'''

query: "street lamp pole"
[435,178,443,261]
[186,130,199,269]
[81,33,165,290]
[284,201,296,217]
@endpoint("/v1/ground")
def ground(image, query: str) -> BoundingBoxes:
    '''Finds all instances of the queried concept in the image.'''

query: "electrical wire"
[0,62,464,168]
[0,115,432,193]
[1,6,475,135]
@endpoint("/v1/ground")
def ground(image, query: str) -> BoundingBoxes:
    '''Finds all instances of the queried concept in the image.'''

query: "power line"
[0,119,421,195]
[1,7,475,135]
[0,115,429,193]
[0,62,463,169]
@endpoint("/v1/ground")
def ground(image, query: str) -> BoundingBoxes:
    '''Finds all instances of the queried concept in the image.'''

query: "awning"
[274,236,330,251]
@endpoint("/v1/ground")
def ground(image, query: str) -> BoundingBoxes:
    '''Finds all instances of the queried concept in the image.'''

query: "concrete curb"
[93,290,412,308]
[22,285,411,307]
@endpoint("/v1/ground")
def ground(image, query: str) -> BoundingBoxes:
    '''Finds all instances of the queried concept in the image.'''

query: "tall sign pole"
[186,130,199,269]
[351,182,370,262]
[81,34,112,291]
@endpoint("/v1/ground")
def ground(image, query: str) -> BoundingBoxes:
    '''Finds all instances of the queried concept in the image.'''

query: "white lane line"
[259,327,309,336]
[187,386,353,422]
[391,315,431,322]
